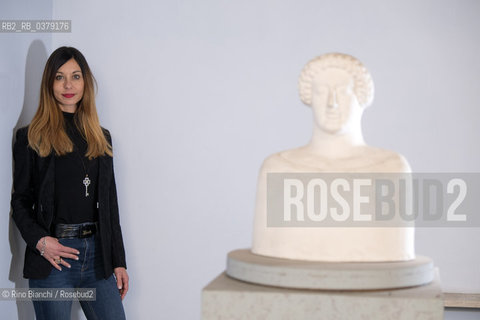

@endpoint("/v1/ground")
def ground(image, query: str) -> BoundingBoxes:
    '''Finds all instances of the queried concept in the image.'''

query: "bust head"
[298,53,374,134]
[299,53,374,107]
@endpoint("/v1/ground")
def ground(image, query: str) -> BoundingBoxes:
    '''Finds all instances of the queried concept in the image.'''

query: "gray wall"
[1,0,479,318]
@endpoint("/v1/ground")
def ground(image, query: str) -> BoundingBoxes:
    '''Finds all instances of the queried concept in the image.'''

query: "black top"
[54,112,99,224]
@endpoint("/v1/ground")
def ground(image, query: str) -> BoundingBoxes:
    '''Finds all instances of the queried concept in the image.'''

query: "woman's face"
[52,58,84,113]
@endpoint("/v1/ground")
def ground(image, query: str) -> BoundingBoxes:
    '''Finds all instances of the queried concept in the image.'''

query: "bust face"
[311,68,361,134]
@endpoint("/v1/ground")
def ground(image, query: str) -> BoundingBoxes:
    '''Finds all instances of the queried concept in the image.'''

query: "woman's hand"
[36,236,80,271]
[114,267,129,300]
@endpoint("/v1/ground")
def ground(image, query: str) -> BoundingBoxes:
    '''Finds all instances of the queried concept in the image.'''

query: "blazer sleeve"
[11,128,49,250]
[104,130,127,269]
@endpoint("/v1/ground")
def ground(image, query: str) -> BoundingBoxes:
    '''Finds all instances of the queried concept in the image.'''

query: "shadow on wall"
[8,39,48,320]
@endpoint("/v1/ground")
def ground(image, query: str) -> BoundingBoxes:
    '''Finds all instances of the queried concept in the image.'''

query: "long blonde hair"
[28,46,112,159]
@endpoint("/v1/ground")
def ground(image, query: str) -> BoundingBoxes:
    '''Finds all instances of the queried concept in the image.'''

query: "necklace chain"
[74,146,91,197]
[66,116,92,198]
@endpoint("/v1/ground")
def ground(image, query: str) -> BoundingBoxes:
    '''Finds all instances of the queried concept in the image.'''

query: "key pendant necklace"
[83,175,91,197]
[75,147,92,198]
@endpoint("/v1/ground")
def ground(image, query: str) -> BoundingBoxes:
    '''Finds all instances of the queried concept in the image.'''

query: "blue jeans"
[29,235,126,320]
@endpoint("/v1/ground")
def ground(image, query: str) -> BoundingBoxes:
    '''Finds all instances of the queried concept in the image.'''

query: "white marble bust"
[251,53,414,262]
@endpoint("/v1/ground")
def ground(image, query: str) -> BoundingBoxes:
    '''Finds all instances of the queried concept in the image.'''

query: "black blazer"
[11,127,127,279]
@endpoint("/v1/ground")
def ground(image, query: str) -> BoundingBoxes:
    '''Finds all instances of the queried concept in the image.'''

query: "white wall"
[2,0,480,319]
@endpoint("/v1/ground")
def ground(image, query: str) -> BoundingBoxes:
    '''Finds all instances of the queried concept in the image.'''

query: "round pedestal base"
[226,249,435,290]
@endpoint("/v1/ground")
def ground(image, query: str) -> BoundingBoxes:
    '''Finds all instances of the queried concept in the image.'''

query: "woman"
[11,46,128,319]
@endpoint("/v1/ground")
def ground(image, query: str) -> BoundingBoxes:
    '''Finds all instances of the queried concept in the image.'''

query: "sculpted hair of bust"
[298,53,374,108]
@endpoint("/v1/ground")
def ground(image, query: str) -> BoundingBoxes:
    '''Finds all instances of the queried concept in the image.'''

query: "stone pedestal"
[202,272,444,320]
[226,249,435,290]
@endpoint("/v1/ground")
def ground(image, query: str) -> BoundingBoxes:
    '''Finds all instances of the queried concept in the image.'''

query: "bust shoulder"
[367,147,411,173]
[259,145,411,173]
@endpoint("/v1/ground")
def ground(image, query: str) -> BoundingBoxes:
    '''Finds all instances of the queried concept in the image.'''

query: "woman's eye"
[55,75,63,81]
[73,74,81,80]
